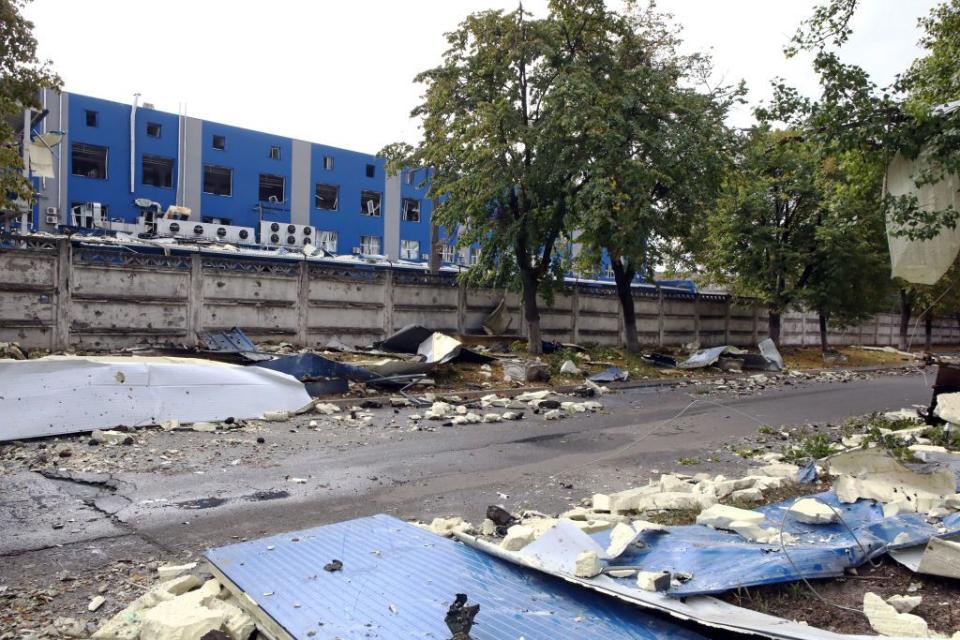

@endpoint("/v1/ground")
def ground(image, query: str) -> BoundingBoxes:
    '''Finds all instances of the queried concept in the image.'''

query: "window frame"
[84,110,98,127]
[202,164,233,197]
[400,239,420,260]
[141,154,174,188]
[211,134,226,151]
[268,145,281,160]
[146,122,162,138]
[258,173,285,203]
[314,183,340,211]
[71,143,108,180]
[360,190,382,217]
[401,198,421,222]
[365,163,375,178]
[317,230,338,253]
[360,235,381,255]
[322,155,334,170]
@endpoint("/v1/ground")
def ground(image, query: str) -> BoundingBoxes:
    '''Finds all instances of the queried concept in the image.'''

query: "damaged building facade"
[18,90,450,264]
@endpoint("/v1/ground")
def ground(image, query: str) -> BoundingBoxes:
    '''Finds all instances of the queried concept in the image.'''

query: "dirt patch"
[721,557,960,636]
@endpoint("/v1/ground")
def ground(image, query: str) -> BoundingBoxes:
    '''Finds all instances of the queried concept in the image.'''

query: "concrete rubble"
[89,572,255,640]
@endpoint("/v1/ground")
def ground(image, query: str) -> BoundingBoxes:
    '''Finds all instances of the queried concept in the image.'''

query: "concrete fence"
[0,237,957,352]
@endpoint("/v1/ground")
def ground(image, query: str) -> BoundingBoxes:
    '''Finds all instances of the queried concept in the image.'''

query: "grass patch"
[757,425,775,435]
[677,456,700,466]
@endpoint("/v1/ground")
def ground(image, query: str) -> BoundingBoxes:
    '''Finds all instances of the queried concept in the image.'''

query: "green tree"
[0,0,60,215]
[401,2,617,353]
[703,128,823,345]
[801,150,892,350]
[567,3,740,352]
[783,0,960,241]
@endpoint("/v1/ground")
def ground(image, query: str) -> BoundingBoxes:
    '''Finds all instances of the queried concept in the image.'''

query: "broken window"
[323,155,334,170]
[469,247,481,265]
[317,230,338,253]
[203,165,232,196]
[404,170,415,185]
[360,191,381,216]
[84,110,98,127]
[258,173,285,202]
[202,216,233,225]
[440,244,456,263]
[360,235,381,255]
[146,122,161,137]
[212,134,226,150]
[142,155,173,188]
[268,145,281,160]
[400,239,420,260]
[70,202,108,228]
[402,198,421,222]
[315,183,339,210]
[71,143,108,179]
[365,163,375,178]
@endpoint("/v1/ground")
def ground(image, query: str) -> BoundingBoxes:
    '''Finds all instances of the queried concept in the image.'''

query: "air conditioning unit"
[157,219,254,243]
[44,207,59,225]
[46,206,58,216]
[260,221,315,248]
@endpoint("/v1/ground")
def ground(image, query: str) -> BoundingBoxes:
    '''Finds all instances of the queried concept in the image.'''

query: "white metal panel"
[0,356,311,440]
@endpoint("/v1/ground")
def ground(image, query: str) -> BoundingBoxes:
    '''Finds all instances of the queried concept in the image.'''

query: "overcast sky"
[25,0,939,154]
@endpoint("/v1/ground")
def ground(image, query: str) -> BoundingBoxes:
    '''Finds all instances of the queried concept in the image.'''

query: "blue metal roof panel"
[205,514,707,640]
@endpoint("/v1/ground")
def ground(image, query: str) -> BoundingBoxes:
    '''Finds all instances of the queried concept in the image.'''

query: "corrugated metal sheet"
[205,514,708,640]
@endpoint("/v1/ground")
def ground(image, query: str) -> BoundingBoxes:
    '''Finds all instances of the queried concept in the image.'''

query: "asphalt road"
[1,370,931,569]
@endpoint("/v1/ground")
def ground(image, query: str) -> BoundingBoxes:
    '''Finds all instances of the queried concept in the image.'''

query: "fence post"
[657,287,665,347]
[54,238,72,351]
[297,261,310,347]
[457,279,467,335]
[693,293,701,346]
[875,315,881,346]
[723,299,731,344]
[382,269,394,337]
[571,286,580,344]
[186,253,204,345]
[751,306,759,344]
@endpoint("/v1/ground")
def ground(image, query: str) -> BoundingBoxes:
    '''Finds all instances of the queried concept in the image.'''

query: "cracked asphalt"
[0,368,931,635]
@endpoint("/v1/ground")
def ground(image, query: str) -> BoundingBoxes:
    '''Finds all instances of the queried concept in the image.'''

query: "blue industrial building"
[15,90,692,287]
[24,90,440,263]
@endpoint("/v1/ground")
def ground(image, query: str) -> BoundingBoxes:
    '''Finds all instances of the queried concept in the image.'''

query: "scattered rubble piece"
[891,537,960,580]
[886,594,923,614]
[90,429,134,446]
[862,591,933,637]
[88,595,106,612]
[429,517,467,537]
[829,449,956,513]
[503,360,550,383]
[314,402,341,415]
[0,356,312,441]
[560,360,581,375]
[574,551,602,578]
[481,299,513,335]
[501,524,536,551]
[190,421,219,433]
[588,366,628,383]
[787,498,837,524]
[636,570,671,592]
[157,562,199,579]
[0,341,27,359]
[757,338,784,371]
[605,522,641,559]
[696,504,765,530]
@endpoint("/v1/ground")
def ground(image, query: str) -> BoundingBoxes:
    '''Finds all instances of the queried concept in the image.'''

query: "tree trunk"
[428,220,441,275]
[610,258,639,353]
[818,311,829,352]
[520,269,542,354]
[925,312,933,352]
[898,288,912,351]
[768,308,782,346]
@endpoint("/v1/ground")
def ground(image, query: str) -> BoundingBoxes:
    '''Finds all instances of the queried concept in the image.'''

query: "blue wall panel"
[308,144,385,254]
[200,121,292,227]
